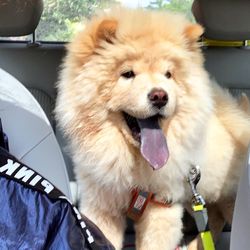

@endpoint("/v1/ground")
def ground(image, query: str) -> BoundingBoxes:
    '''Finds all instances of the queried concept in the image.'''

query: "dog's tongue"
[137,116,169,170]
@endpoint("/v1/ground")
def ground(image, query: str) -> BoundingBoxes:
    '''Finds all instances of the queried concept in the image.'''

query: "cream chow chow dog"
[56,8,250,250]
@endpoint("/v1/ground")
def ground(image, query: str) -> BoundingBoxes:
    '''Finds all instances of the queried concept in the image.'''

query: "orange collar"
[126,188,171,221]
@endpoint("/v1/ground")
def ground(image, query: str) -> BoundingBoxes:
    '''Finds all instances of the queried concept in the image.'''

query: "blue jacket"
[0,147,114,250]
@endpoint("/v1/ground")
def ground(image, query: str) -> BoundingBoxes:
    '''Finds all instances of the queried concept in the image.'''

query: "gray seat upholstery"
[0,44,64,127]
[0,0,75,181]
[0,1,74,193]
[0,0,43,37]
[193,0,250,98]
[192,0,250,41]
[29,87,55,126]
[193,0,250,249]
[0,68,72,199]
[230,148,250,250]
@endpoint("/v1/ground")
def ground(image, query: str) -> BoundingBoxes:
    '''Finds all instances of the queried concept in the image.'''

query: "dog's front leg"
[81,207,126,249]
[135,203,183,250]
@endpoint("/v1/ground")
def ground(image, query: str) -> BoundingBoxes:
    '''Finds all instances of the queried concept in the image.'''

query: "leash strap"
[188,166,215,250]
[192,204,215,250]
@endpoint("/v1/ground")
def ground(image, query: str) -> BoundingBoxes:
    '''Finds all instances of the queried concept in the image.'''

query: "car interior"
[0,0,249,249]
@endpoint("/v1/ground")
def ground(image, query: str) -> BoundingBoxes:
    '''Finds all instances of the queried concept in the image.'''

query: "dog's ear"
[95,19,118,43]
[67,18,118,68]
[184,23,204,43]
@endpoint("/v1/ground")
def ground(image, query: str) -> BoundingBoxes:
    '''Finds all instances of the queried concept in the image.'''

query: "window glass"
[36,0,194,42]
[0,0,194,42]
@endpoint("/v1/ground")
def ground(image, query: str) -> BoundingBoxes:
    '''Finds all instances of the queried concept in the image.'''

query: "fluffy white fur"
[56,8,250,250]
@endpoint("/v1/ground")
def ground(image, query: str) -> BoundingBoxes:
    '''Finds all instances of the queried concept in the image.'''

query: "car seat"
[193,1,250,249]
[230,148,250,250]
[0,0,75,183]
[0,0,75,197]
[0,67,72,199]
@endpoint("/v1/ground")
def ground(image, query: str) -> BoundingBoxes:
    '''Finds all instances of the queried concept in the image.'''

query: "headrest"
[0,0,43,37]
[192,0,250,40]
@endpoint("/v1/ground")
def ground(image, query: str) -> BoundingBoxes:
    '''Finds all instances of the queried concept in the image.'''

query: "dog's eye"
[121,71,135,79]
[165,71,172,79]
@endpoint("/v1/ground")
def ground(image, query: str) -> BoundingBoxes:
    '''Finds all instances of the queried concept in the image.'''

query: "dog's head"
[57,8,212,170]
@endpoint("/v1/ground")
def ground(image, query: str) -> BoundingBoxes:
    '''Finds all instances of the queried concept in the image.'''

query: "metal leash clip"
[188,165,205,206]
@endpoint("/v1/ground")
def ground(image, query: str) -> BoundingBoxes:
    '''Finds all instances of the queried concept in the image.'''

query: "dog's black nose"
[148,88,168,109]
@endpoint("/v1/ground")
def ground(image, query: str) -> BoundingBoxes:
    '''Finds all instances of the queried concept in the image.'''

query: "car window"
[1,0,194,42]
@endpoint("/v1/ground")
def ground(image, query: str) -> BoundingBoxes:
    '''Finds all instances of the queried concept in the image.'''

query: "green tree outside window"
[36,0,193,42]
